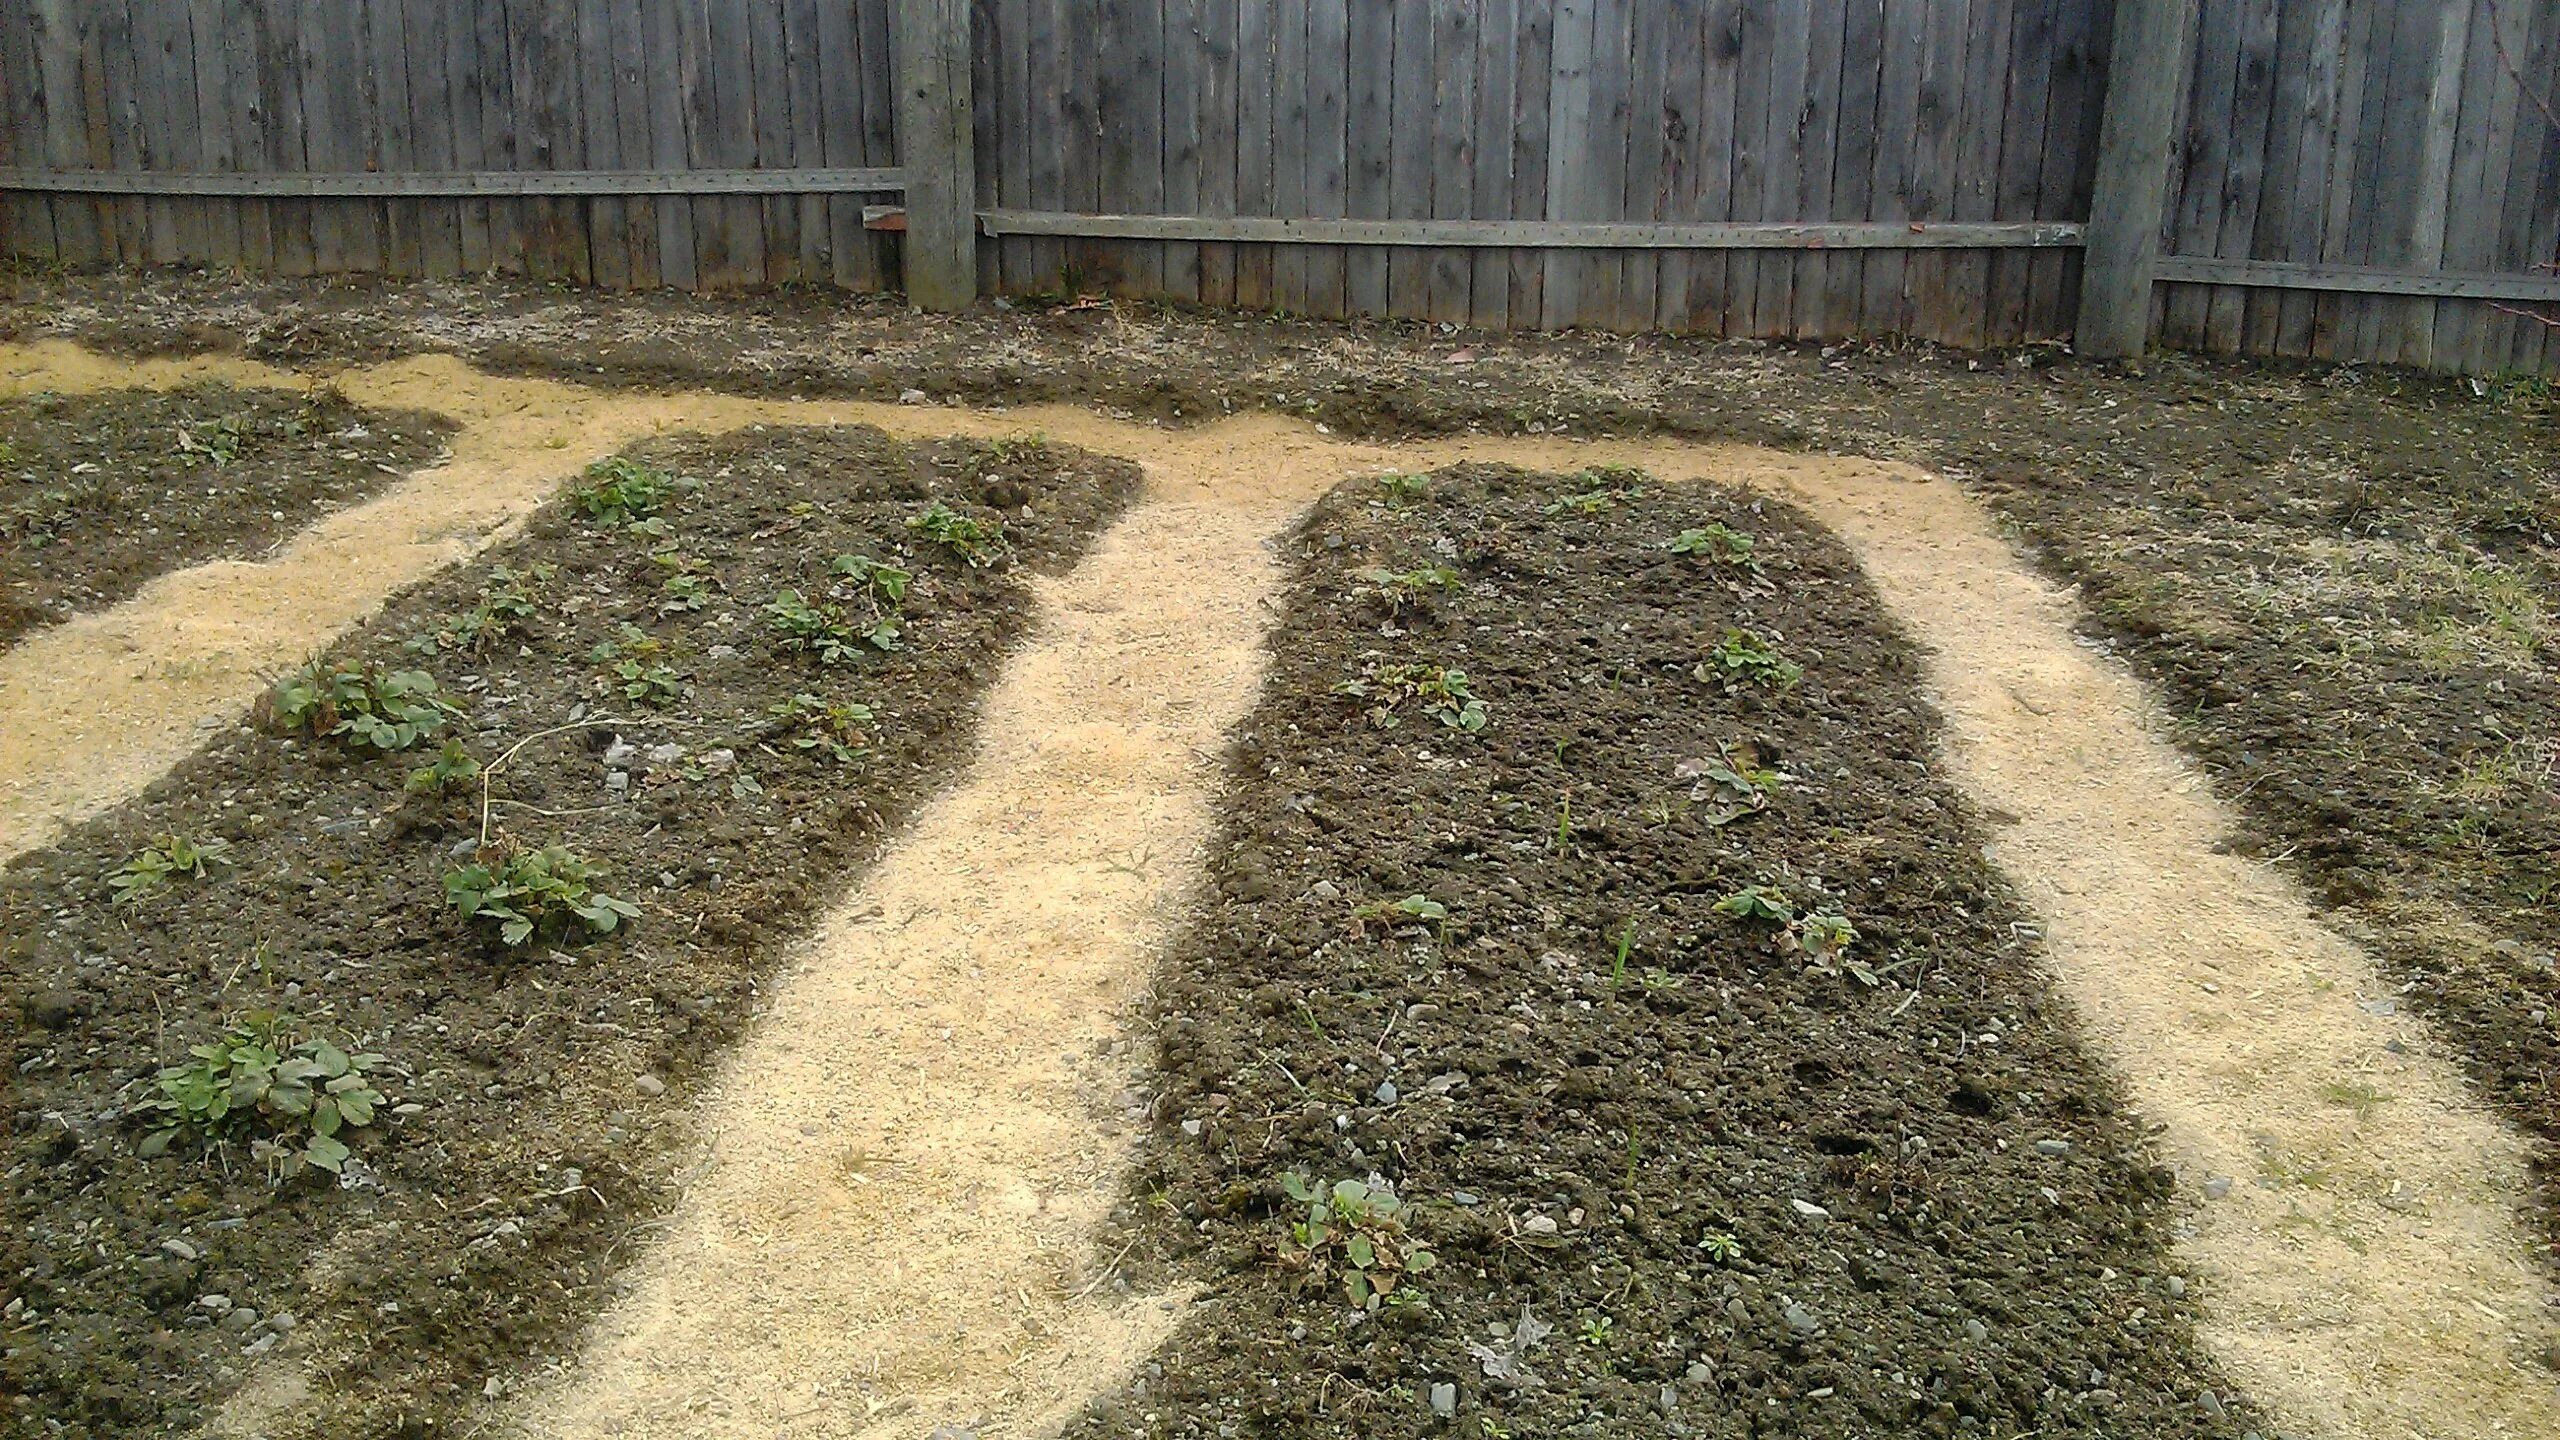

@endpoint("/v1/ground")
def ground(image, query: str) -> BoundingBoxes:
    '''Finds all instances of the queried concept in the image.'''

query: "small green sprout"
[1699,630,1803,692]
[1712,885,1795,924]
[1360,564,1463,611]
[769,692,876,763]
[426,564,553,655]
[109,834,233,907]
[1334,662,1488,732]
[1377,472,1429,504]
[908,500,1004,567]
[1699,1229,1745,1264]
[405,739,482,796]
[1669,523,1760,569]
[831,553,913,605]
[1353,893,1449,931]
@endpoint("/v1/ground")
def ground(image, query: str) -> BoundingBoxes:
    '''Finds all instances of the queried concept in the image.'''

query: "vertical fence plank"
[1856,0,1920,333]
[2236,0,2313,353]
[1425,0,1477,324]
[1940,0,2009,346]
[1651,0,1702,330]
[1301,0,1348,318]
[0,0,56,258]
[2079,0,2189,356]
[1467,0,1520,329]
[1343,0,1389,315]
[1229,0,1271,307]
[399,0,461,276]
[2273,0,2344,354]
[2202,0,2279,355]
[1728,0,1774,334]
[1579,0,1632,327]
[373,0,425,277]
[749,0,797,284]
[1751,0,1812,334]
[1986,0,2056,344]
[1385,0,1432,319]
[1195,0,1238,305]
[1788,0,1848,338]
[1507,0,1555,327]
[895,0,975,306]
[1616,0,1666,329]
[2160,0,2241,350]
[1538,0,1593,326]
[185,0,241,268]
[2309,0,2383,358]
[1160,0,1202,303]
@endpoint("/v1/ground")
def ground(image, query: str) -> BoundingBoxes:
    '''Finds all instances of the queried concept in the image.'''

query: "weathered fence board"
[3,0,2555,374]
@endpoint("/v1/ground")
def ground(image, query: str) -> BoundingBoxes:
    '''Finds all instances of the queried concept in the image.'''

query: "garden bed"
[1063,465,2249,1439]
[0,383,453,646]
[0,424,1139,1437]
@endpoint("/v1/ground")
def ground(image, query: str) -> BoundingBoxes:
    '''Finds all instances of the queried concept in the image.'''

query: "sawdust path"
[0,341,2549,1440]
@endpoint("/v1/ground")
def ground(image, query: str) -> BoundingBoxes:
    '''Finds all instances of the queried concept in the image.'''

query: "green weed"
[404,739,482,796]
[1376,472,1429,504]
[1698,1229,1745,1264]
[1669,522,1760,570]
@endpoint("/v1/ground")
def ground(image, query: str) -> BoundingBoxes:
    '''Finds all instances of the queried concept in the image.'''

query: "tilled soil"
[1063,466,2250,1440]
[0,383,453,645]
[0,425,1138,1439]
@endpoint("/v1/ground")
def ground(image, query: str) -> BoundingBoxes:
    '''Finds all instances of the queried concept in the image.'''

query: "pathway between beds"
[0,342,2548,1440]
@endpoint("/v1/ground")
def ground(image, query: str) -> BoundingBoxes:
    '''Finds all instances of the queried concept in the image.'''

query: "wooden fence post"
[2076,0,2194,359]
[893,0,976,310]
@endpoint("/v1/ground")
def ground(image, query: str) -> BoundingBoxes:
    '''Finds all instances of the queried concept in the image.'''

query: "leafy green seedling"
[1578,1313,1615,1347]
[652,552,714,614]
[571,456,681,526]
[445,845,639,948]
[1669,523,1760,569]
[1699,630,1804,692]
[426,564,553,655]
[267,660,460,753]
[832,553,914,605]
[1353,893,1449,931]
[405,739,482,796]
[110,834,233,907]
[1712,884,1795,924]
[1376,472,1429,504]
[1698,1230,1745,1264]
[766,589,886,665]
[769,692,876,763]
[171,415,249,468]
[908,500,1005,567]
[1677,743,1790,826]
[135,1011,386,1180]
[1360,564,1463,612]
[1281,1173,1437,1311]
[1334,662,1488,733]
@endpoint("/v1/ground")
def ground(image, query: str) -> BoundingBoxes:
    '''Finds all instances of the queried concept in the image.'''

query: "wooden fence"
[1,0,2555,375]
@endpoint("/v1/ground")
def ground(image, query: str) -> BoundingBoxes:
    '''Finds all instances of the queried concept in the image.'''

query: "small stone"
[1789,1199,1831,1221]
[220,1307,260,1331]
[1427,1382,1457,1419]
[1375,1081,1399,1105]
[2165,1275,2187,1299]
[197,1294,233,1314]
[633,1074,666,1098]
[2035,1139,2071,1157]
[1522,1215,1558,1236]
[267,1312,297,1333]
[1179,1119,1202,1137]
[1656,1385,1678,1414]
[1781,1302,1819,1335]
[1685,1361,1712,1383]
[1725,1298,1749,1324]
[2202,1176,2234,1200]
[899,388,930,404]
[160,1239,200,1262]
[2197,1390,2226,1417]
[1310,880,1342,900]
[1965,1319,1989,1342]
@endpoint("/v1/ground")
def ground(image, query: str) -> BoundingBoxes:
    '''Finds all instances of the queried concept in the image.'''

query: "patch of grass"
[444,845,639,949]
[265,660,460,754]
[135,1011,387,1181]
[108,833,233,908]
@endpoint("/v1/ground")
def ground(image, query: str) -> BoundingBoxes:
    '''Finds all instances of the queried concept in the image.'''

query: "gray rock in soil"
[1656,1386,1678,1414]
[1686,1362,1713,1383]
[1374,1080,1399,1105]
[1725,1298,1749,1324]
[1789,1199,1830,1221]
[2202,1176,2234,1199]
[1428,1382,1457,1419]
[160,1239,200,1261]
[632,1074,666,1097]
[2035,1139,2071,1157]
[2197,1390,2226,1417]
[220,1307,260,1332]
[1965,1319,1989,1342]
[2165,1274,2187,1298]
[1781,1302,1819,1335]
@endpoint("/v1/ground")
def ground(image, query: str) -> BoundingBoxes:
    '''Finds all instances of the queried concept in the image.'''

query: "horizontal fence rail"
[977,212,2089,250]
[0,169,907,198]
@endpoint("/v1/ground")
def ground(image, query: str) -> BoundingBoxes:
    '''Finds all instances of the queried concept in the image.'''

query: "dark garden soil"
[0,425,1139,1439]
[1060,466,2251,1440]
[46,268,2545,1265]
[0,383,453,646]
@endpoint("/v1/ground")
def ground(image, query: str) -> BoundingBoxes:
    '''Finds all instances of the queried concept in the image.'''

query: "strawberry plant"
[109,833,232,907]
[444,845,639,948]
[908,500,1004,567]
[765,589,889,664]
[571,456,682,526]
[423,564,553,655]
[1699,630,1803,692]
[266,660,460,753]
[1280,1173,1437,1311]
[1359,564,1463,612]
[1335,662,1488,732]
[135,1011,387,1180]
[769,692,876,763]
[1669,523,1760,570]
[405,739,481,795]
[831,552,913,605]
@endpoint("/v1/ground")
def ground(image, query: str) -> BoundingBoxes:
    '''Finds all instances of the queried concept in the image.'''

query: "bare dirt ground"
[2,272,2554,1440]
